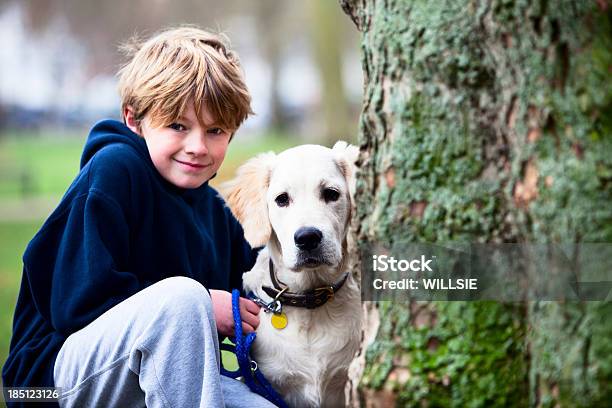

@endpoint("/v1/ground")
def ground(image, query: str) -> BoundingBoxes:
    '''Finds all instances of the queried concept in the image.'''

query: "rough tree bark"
[340,0,611,406]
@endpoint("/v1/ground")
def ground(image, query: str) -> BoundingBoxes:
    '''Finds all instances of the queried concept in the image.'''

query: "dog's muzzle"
[294,227,330,268]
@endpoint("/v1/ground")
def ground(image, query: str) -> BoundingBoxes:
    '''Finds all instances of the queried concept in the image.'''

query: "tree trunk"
[340,0,611,406]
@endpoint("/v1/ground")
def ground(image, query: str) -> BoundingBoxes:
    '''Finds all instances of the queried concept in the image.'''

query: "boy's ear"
[332,141,359,200]
[124,106,141,135]
[220,152,276,247]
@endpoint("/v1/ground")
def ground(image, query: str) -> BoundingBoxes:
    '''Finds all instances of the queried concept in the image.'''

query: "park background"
[0,0,361,391]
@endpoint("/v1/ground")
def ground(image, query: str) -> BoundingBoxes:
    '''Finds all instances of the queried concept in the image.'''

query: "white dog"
[221,142,361,407]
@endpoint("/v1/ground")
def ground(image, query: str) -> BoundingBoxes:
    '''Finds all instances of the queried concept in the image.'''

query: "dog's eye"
[322,188,340,203]
[275,193,290,207]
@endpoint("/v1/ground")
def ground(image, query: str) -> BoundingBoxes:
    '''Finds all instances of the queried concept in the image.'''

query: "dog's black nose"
[294,227,323,251]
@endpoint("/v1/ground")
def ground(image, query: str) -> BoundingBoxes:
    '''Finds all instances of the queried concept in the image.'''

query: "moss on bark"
[341,0,612,406]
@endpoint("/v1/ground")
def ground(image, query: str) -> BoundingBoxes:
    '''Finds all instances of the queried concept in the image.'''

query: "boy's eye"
[208,127,224,135]
[169,123,187,132]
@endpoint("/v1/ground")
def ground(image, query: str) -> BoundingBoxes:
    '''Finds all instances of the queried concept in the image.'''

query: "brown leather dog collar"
[261,259,349,309]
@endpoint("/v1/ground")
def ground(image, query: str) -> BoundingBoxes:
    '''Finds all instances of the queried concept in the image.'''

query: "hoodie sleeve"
[228,211,260,293]
[23,150,142,336]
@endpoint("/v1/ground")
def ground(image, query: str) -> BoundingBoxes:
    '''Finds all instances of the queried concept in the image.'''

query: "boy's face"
[127,103,233,189]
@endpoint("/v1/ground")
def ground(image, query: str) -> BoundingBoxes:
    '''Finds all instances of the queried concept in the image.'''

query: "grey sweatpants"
[53,276,276,408]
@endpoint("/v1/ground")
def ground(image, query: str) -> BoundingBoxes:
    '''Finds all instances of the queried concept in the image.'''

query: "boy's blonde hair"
[118,27,253,131]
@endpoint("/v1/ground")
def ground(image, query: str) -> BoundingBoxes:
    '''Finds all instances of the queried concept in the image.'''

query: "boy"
[2,27,275,408]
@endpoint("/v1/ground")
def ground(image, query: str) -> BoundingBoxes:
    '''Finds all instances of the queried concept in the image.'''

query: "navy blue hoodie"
[2,120,256,404]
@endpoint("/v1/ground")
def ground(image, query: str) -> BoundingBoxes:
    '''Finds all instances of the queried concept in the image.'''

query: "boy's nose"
[184,134,209,156]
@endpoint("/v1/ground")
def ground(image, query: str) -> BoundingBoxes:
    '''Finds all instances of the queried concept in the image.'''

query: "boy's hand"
[209,289,261,337]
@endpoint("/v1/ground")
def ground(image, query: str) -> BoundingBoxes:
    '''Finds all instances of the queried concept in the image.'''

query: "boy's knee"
[152,276,212,315]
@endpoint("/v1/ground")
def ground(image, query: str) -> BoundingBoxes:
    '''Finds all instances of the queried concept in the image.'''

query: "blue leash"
[220,289,289,408]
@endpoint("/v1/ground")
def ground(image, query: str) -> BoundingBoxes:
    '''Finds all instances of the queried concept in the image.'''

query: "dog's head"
[222,141,358,271]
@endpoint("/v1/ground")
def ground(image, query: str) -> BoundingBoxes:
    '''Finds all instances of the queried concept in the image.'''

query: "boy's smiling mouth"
[174,158,211,170]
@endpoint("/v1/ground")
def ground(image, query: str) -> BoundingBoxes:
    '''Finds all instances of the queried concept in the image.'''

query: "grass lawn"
[0,130,86,199]
[0,129,296,385]
[0,220,44,379]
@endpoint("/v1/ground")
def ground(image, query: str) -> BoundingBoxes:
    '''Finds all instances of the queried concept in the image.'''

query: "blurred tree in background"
[307,0,353,144]
[342,0,611,406]
[253,0,291,133]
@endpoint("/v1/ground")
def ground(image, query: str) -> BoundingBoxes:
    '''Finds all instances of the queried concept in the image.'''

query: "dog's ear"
[220,152,276,247]
[332,141,359,197]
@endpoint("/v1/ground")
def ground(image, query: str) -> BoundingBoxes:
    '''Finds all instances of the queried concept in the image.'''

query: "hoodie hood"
[80,119,150,170]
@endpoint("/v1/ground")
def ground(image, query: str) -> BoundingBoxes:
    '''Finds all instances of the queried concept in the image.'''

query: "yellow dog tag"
[271,312,288,330]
